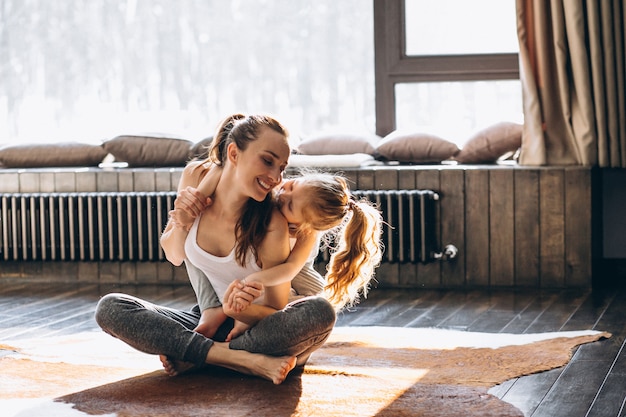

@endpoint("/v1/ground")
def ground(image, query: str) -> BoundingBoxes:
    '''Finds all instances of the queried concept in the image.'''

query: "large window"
[375,0,521,144]
[2,1,521,149]
[0,1,374,146]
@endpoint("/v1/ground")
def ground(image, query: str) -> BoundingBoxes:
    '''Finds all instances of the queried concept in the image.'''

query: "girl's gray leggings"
[95,293,336,367]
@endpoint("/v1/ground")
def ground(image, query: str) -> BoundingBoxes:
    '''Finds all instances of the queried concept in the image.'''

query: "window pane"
[395,81,523,147]
[1,1,374,146]
[404,0,518,56]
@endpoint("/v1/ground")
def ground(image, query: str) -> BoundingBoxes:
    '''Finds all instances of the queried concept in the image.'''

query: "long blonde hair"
[294,171,383,310]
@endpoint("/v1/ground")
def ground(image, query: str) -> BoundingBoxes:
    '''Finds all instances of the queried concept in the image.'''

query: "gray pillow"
[0,142,108,168]
[297,133,380,155]
[375,131,460,163]
[189,136,213,160]
[455,122,523,164]
[103,135,193,167]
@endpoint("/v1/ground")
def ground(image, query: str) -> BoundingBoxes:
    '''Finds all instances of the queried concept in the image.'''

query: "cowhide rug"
[0,327,610,417]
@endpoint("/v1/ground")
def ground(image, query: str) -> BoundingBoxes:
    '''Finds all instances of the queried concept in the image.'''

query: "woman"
[95,114,336,385]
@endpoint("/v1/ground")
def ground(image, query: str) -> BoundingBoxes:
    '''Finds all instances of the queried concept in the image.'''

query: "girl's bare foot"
[159,354,196,376]
[207,342,297,385]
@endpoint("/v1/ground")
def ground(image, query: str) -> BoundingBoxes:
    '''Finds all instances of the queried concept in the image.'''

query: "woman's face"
[235,126,290,202]
[276,178,307,225]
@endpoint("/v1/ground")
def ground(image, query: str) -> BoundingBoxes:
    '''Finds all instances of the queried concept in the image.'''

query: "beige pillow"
[0,142,108,168]
[103,135,193,167]
[455,122,523,164]
[375,131,460,163]
[297,133,379,155]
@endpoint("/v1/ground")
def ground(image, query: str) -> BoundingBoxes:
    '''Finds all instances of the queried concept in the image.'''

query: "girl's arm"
[196,162,222,199]
[169,162,221,230]
[230,230,318,312]
[245,231,318,288]
[223,209,291,324]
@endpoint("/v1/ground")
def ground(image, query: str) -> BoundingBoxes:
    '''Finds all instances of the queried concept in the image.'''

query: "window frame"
[374,0,519,136]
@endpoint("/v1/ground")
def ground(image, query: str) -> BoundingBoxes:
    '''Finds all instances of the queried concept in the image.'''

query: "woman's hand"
[170,186,212,230]
[223,279,264,317]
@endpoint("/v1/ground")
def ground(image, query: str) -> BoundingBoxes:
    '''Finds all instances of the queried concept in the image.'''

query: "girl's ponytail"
[324,197,383,310]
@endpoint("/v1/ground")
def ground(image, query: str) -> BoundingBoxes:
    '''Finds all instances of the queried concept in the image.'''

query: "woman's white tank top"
[184,215,262,304]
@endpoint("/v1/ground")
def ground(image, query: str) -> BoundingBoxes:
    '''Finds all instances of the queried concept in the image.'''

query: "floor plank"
[467,290,537,333]
[532,359,612,417]
[585,336,626,417]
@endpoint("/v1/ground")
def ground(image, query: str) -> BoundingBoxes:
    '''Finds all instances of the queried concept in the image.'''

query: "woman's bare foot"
[246,353,297,385]
[207,342,297,385]
[159,354,196,376]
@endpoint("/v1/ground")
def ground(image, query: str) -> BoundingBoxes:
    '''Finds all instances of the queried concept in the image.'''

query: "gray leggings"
[95,293,336,367]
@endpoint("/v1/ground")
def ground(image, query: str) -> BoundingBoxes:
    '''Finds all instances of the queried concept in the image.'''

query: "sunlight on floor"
[329,326,606,350]
[3,399,111,417]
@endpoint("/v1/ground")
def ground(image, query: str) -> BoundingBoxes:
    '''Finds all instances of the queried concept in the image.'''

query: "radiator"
[0,190,444,263]
[0,192,175,262]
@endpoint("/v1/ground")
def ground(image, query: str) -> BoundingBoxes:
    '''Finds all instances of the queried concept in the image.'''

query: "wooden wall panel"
[397,168,418,287]
[356,169,375,190]
[539,170,566,287]
[373,168,399,190]
[342,170,359,191]
[514,169,540,286]
[374,168,400,286]
[440,169,466,286]
[489,169,515,286]
[279,166,591,289]
[465,169,490,286]
[1,166,595,288]
[415,169,441,287]
[565,168,592,286]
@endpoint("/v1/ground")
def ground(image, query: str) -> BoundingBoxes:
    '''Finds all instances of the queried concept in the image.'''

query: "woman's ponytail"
[208,113,246,165]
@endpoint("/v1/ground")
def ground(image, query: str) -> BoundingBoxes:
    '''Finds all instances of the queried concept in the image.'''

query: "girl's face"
[276,178,307,225]
[233,126,290,202]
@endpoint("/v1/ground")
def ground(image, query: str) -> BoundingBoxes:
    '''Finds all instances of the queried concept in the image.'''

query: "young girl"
[171,166,383,341]
[275,171,384,309]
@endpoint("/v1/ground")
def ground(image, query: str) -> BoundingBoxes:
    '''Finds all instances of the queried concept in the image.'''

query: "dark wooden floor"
[1,281,625,417]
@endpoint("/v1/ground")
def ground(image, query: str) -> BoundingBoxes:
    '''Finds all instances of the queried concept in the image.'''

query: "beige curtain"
[517,0,626,166]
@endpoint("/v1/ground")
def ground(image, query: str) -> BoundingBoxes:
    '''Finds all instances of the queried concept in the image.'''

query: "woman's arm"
[254,209,294,310]
[160,162,208,266]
